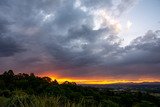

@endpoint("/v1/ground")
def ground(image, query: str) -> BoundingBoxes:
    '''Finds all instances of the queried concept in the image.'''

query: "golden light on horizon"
[54,78,160,84]
[37,72,160,84]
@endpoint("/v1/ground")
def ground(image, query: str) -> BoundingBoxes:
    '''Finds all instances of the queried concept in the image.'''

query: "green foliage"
[133,101,157,107]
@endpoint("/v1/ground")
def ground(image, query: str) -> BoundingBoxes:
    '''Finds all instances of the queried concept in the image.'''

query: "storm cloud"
[0,0,159,79]
[0,18,24,57]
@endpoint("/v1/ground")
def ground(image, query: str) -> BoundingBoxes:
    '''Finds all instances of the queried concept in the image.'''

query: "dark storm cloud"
[47,25,121,67]
[122,30,160,65]
[54,1,87,29]
[0,36,24,57]
[0,18,9,33]
[0,0,159,78]
[0,18,24,57]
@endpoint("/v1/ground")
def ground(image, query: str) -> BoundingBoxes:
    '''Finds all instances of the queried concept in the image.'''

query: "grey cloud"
[0,18,24,57]
[46,24,122,68]
[67,26,107,42]
[0,36,24,57]
[115,0,138,16]
[0,19,10,33]
[80,0,113,9]
[130,30,160,52]
[54,1,87,29]
[122,30,160,65]
[0,0,160,78]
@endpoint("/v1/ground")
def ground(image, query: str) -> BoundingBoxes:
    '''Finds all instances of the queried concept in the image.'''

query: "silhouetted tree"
[62,81,76,85]
[8,70,14,76]
[42,77,52,83]
[30,73,35,77]
[51,79,59,85]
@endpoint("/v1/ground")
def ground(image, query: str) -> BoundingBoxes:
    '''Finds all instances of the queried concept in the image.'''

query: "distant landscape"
[0,70,160,107]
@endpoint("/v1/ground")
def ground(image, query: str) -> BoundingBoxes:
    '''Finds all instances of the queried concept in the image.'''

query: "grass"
[0,92,118,107]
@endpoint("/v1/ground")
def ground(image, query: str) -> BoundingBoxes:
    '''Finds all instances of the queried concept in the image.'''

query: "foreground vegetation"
[0,70,160,107]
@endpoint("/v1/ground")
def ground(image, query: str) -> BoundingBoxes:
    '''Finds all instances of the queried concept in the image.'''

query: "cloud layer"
[0,0,160,80]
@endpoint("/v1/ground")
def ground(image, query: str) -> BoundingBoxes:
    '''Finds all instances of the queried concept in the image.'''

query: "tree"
[8,70,14,76]
[42,77,52,83]
[51,79,59,85]
[30,73,35,77]
[62,81,76,85]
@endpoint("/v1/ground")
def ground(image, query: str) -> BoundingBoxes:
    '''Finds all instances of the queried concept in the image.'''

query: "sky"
[0,0,160,84]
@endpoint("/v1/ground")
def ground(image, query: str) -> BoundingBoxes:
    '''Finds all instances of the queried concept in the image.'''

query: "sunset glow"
[52,78,160,84]
[38,72,160,84]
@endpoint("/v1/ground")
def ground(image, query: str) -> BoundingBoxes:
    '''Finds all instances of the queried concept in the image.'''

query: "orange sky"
[37,72,160,84]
